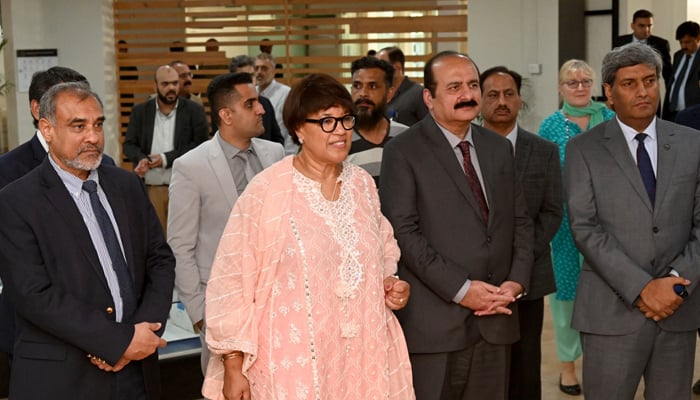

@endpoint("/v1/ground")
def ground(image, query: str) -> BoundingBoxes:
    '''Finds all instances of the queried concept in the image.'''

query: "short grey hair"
[256,52,275,65]
[602,42,662,86]
[39,81,102,124]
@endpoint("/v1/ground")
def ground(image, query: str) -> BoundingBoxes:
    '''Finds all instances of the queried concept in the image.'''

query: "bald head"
[154,65,179,106]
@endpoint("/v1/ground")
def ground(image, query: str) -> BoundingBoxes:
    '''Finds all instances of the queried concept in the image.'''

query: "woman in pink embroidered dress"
[203,74,415,400]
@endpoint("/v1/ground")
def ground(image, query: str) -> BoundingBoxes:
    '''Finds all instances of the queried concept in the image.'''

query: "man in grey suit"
[565,42,700,399]
[480,66,563,400]
[379,51,533,399]
[167,72,284,373]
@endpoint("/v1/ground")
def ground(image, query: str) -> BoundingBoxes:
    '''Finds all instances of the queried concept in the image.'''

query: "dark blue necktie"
[82,180,136,319]
[635,133,656,206]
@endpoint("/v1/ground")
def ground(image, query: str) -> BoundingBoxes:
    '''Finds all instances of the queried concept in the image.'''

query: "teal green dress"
[539,107,616,301]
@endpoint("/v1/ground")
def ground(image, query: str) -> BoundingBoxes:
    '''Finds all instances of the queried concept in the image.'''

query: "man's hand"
[147,154,163,168]
[637,276,689,321]
[459,280,515,315]
[122,322,167,361]
[134,158,150,178]
[383,276,410,310]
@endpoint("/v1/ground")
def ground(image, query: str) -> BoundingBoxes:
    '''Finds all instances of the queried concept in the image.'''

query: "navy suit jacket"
[0,134,115,355]
[0,159,174,399]
[613,35,672,86]
[663,50,700,120]
[122,97,209,166]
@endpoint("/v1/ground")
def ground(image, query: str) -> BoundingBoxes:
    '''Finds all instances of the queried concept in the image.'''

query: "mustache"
[454,100,479,109]
[78,144,103,154]
[355,99,375,107]
[495,106,511,112]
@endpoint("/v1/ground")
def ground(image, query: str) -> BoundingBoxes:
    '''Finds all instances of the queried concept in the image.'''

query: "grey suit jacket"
[167,135,285,325]
[565,118,700,334]
[123,97,209,166]
[379,117,533,353]
[515,128,562,299]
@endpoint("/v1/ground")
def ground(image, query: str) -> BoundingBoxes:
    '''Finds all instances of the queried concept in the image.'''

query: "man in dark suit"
[123,65,209,234]
[0,82,175,399]
[480,66,563,400]
[0,66,116,370]
[662,21,700,121]
[379,51,533,399]
[228,54,285,145]
[566,42,700,399]
[613,9,672,87]
[377,46,429,126]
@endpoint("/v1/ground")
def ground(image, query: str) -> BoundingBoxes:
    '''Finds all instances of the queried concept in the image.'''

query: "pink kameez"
[203,156,414,400]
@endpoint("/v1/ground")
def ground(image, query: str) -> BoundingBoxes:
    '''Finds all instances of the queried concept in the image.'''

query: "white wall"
[1,0,119,159]
[469,0,559,132]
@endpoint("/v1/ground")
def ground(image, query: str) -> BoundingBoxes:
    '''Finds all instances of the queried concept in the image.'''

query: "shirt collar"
[436,121,473,149]
[616,116,657,144]
[48,154,99,196]
[36,129,49,152]
[155,98,179,117]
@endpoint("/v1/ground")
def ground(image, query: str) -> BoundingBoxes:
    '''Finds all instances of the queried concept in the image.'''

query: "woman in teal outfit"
[538,59,615,396]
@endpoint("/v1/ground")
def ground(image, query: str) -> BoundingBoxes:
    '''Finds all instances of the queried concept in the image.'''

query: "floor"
[2,299,700,399]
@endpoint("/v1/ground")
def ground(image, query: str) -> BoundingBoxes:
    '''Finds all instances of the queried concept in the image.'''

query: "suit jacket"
[565,118,700,335]
[613,35,672,86]
[168,135,285,325]
[123,97,209,166]
[379,117,533,353]
[385,77,429,126]
[662,50,700,119]
[514,128,563,299]
[674,101,700,130]
[0,159,175,399]
[0,134,115,355]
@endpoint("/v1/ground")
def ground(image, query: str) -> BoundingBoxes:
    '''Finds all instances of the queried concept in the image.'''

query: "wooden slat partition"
[114,0,468,165]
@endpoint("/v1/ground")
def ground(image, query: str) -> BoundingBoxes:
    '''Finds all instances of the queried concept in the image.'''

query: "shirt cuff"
[452,279,472,303]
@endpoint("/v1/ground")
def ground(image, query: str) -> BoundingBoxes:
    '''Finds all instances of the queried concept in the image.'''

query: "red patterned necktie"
[457,141,489,225]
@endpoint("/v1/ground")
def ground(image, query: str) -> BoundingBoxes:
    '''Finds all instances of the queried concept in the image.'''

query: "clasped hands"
[637,276,690,321]
[88,321,166,372]
[384,275,410,310]
[460,280,522,316]
[134,154,163,178]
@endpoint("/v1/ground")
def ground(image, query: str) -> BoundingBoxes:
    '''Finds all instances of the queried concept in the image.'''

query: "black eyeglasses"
[305,115,356,133]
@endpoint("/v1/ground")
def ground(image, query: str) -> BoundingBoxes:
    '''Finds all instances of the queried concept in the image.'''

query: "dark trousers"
[111,361,147,400]
[509,297,544,400]
[410,339,511,400]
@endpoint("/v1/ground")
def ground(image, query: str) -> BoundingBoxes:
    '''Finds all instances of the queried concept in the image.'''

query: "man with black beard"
[123,65,209,234]
[346,56,408,184]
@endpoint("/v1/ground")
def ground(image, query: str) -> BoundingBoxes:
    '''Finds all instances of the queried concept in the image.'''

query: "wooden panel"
[114,0,468,167]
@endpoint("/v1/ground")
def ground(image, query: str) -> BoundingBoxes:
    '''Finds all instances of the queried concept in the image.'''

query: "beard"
[355,101,387,131]
[158,90,178,105]
[63,145,104,172]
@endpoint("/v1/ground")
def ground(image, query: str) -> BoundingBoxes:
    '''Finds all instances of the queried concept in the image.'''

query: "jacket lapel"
[514,129,530,180]
[654,120,678,212]
[98,168,137,282]
[40,160,110,291]
[422,119,485,224]
[603,122,654,212]
[144,100,156,153]
[209,138,238,208]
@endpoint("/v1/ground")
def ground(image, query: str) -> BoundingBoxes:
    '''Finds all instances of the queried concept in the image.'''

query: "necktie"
[457,141,489,224]
[233,151,252,195]
[669,54,690,112]
[635,133,656,205]
[82,180,136,319]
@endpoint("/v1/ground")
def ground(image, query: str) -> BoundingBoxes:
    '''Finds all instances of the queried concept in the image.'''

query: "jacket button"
[652,227,659,233]
[105,307,114,314]
[486,236,492,243]
[487,272,494,280]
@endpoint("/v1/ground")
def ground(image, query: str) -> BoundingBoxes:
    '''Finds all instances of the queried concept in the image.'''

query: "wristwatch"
[673,284,688,298]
